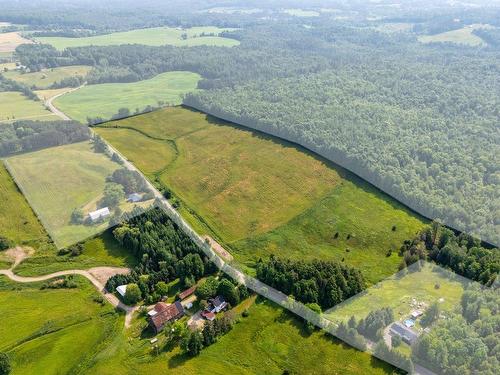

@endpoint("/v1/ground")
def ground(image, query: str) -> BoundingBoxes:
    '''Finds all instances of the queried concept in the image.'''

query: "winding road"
[44,83,85,121]
[0,265,137,328]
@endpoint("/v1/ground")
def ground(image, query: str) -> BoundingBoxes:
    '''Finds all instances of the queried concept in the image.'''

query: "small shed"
[89,207,111,222]
[116,284,127,297]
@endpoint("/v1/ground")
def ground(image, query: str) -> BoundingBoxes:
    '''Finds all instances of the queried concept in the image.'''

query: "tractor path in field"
[45,83,86,120]
[0,265,138,328]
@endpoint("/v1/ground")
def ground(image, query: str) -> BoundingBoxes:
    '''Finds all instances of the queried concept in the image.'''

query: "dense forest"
[256,256,365,310]
[12,3,499,245]
[413,287,499,375]
[0,120,90,156]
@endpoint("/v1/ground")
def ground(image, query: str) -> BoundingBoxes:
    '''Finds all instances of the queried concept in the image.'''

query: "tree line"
[0,120,90,157]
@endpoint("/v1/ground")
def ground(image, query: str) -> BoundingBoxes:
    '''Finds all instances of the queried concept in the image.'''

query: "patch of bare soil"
[202,235,233,262]
[2,246,34,269]
[88,266,130,286]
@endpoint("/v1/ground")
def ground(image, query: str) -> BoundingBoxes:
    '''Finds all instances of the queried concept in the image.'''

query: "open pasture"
[0,31,33,52]
[4,141,137,248]
[35,26,239,50]
[98,107,426,284]
[54,71,200,122]
[0,275,121,375]
[3,65,91,89]
[0,91,58,123]
[418,24,492,46]
[0,163,49,248]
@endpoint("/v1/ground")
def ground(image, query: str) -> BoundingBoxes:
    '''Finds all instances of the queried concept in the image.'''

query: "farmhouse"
[116,284,127,297]
[127,193,142,202]
[88,207,110,222]
[148,301,185,334]
[207,296,227,313]
[389,322,418,345]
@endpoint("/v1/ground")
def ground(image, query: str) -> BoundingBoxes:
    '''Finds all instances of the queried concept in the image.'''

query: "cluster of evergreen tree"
[105,208,217,304]
[399,222,499,285]
[0,120,90,156]
[256,255,365,310]
[413,287,499,375]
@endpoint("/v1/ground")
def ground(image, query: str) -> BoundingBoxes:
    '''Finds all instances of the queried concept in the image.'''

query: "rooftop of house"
[179,285,196,300]
[149,301,184,331]
[89,207,110,220]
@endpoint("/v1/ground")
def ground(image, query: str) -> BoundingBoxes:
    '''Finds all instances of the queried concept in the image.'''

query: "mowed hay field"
[418,24,492,46]
[35,26,239,50]
[3,65,91,89]
[86,298,394,375]
[0,276,121,375]
[4,141,121,248]
[97,107,426,284]
[0,92,58,123]
[0,162,49,247]
[0,31,33,53]
[54,71,200,122]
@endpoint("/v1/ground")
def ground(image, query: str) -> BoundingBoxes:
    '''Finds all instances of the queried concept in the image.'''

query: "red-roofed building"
[179,285,196,300]
[148,301,185,334]
[201,311,216,321]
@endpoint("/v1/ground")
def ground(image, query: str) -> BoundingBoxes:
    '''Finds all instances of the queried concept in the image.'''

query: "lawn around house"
[85,297,394,375]
[0,275,122,375]
[96,106,426,284]
[53,71,201,122]
[34,26,240,50]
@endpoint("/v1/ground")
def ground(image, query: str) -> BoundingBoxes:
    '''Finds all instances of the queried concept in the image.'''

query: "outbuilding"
[88,207,111,222]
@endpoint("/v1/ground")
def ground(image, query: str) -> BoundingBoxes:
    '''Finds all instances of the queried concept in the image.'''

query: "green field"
[418,24,491,46]
[0,91,58,123]
[0,162,49,248]
[86,297,393,375]
[0,275,121,375]
[3,65,91,89]
[97,107,426,284]
[35,26,239,50]
[4,141,144,248]
[54,71,200,122]
[325,262,467,322]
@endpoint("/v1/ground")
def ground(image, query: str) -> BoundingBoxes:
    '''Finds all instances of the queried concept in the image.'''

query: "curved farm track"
[0,260,137,328]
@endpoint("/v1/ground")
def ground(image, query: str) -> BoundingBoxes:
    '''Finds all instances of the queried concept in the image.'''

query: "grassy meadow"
[97,106,426,284]
[54,71,200,122]
[325,262,467,322]
[0,162,49,248]
[3,65,91,89]
[4,141,126,248]
[0,92,58,123]
[34,26,239,50]
[418,24,492,46]
[86,297,394,375]
[0,275,122,375]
